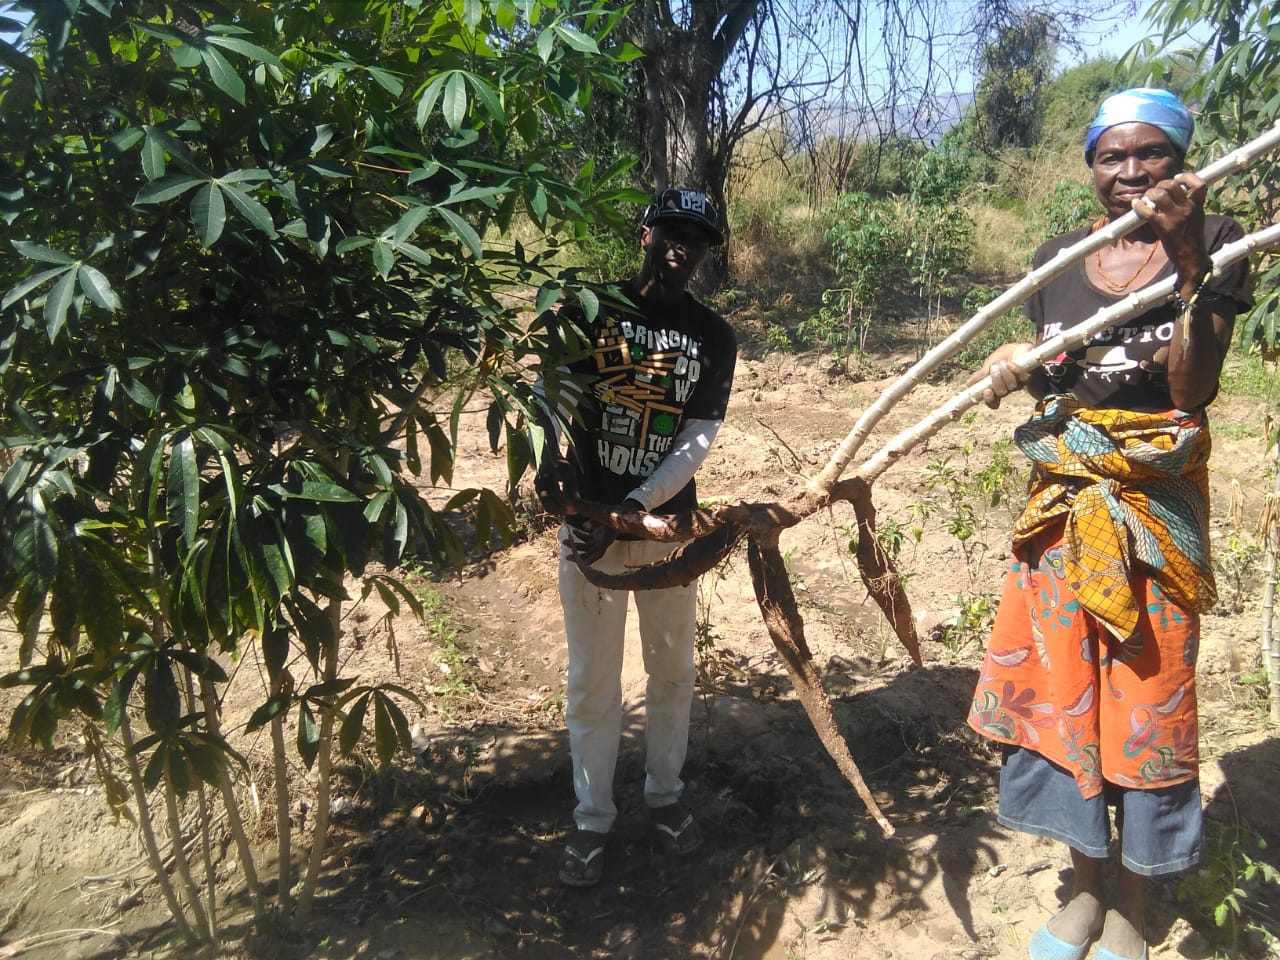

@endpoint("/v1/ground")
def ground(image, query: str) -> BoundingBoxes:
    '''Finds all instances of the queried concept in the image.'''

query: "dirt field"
[1,344,1277,960]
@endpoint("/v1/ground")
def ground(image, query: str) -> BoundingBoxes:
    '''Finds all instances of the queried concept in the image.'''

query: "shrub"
[1025,178,1099,248]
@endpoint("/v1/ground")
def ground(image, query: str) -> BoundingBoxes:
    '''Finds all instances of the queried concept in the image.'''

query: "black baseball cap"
[641,188,724,245]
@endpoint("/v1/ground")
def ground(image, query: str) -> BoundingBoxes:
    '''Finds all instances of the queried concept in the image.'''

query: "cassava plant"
[800,191,906,366]
[805,140,974,366]
[919,434,1017,651]
[904,135,974,347]
[1177,819,1280,951]
[0,0,639,944]
[1122,0,1280,358]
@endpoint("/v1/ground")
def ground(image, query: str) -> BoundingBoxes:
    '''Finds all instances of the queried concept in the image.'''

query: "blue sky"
[0,2,1179,72]
[1063,8,1166,67]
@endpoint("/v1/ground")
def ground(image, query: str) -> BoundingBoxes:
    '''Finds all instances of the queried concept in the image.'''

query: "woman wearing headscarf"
[966,89,1252,960]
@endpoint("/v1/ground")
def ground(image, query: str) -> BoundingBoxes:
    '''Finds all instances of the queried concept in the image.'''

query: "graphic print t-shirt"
[1028,214,1251,411]
[563,282,736,514]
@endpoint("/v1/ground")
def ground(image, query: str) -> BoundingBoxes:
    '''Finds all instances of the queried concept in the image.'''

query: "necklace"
[1090,215,1158,292]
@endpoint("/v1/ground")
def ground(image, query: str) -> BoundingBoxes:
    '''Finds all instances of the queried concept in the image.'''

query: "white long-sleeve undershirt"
[535,373,721,511]
[626,417,721,512]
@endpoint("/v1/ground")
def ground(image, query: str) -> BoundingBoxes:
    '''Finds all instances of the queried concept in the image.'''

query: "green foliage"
[853,136,928,197]
[574,221,644,282]
[918,434,1022,650]
[906,136,975,300]
[804,140,975,359]
[874,517,916,562]
[971,439,1023,509]
[972,11,1057,149]
[764,323,795,354]
[1235,666,1274,716]
[0,0,637,933]
[1178,820,1280,952]
[1220,352,1280,401]
[1036,58,1124,157]
[718,184,831,331]
[962,286,1006,317]
[1214,531,1263,614]
[939,298,1032,381]
[429,611,470,715]
[1026,178,1099,249]
[940,590,997,652]
[1245,256,1280,359]
[799,192,907,359]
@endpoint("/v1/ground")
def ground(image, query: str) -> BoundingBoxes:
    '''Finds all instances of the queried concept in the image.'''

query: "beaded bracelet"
[1172,272,1211,314]
[1174,272,1212,357]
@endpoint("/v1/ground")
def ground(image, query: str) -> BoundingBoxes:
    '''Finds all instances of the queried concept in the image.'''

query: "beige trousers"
[558,527,697,833]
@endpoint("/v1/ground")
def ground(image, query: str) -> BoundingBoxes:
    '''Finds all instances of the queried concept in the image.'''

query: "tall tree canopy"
[972,10,1057,149]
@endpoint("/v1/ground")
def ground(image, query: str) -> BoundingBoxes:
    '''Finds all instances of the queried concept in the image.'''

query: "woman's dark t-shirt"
[1027,214,1252,411]
[561,281,737,514]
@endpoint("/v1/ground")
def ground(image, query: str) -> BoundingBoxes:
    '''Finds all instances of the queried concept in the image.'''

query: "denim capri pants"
[998,745,1203,877]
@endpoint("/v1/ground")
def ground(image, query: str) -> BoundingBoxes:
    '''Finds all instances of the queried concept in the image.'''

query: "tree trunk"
[269,669,293,916]
[294,581,345,924]
[119,713,197,944]
[634,0,762,290]
[199,675,265,923]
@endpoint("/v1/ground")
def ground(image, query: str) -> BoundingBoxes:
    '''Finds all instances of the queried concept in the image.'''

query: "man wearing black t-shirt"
[536,189,736,887]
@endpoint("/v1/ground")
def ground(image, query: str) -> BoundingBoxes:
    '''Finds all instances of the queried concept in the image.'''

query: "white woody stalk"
[812,119,1280,492]
[1262,457,1279,721]
[853,222,1280,485]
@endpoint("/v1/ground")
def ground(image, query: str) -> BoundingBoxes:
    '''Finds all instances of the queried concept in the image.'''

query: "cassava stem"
[1262,449,1280,722]
[854,222,1280,485]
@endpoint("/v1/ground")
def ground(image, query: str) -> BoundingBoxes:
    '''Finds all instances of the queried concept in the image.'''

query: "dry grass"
[730,202,828,279]
[994,145,1091,210]
[723,200,833,343]
[968,203,1030,277]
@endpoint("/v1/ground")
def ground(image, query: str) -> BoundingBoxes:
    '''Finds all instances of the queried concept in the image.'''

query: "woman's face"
[1090,122,1183,218]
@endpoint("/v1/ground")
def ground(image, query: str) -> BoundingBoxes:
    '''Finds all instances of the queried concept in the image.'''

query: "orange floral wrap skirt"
[967,525,1199,799]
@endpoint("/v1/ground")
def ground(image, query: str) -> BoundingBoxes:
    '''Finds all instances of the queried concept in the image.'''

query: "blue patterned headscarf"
[1084,88,1194,164]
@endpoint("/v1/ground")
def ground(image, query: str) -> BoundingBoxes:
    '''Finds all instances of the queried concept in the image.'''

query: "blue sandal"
[1029,923,1093,960]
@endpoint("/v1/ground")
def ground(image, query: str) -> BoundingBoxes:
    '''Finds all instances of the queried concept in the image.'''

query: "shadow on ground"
[143,662,1006,960]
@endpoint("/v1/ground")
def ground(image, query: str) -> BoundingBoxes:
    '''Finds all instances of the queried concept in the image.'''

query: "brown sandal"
[651,803,703,854]
[559,829,608,887]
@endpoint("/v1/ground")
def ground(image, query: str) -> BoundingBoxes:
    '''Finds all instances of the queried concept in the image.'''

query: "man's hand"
[535,455,575,514]
[568,498,645,565]
[569,521,616,565]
